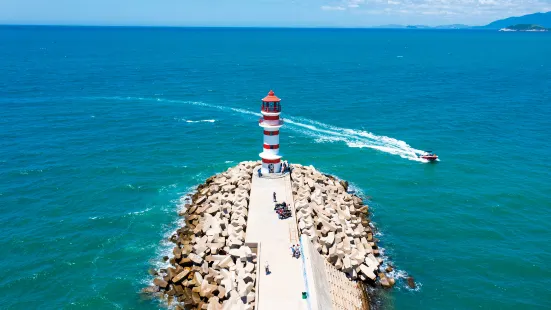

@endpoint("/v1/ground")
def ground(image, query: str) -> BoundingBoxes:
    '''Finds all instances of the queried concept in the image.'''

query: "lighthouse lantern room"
[259,90,284,174]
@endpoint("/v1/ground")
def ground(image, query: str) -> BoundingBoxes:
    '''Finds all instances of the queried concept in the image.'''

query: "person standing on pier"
[294,244,301,258]
[273,192,276,202]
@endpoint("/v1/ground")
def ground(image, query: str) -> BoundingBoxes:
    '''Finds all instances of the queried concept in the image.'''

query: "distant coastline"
[499,24,549,32]
[1,10,549,32]
[0,10,549,30]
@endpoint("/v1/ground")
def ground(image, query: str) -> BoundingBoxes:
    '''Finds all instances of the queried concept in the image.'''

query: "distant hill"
[433,24,471,29]
[405,25,431,29]
[372,24,470,29]
[372,11,551,30]
[499,24,549,31]
[483,11,551,29]
[372,24,407,29]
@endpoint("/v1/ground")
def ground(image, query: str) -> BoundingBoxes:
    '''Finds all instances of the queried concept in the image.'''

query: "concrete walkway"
[245,168,307,310]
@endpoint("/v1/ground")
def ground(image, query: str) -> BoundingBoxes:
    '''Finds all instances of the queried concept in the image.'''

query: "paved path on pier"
[245,169,307,310]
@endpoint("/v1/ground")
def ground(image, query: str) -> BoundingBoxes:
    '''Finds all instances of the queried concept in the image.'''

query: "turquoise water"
[1,26,550,309]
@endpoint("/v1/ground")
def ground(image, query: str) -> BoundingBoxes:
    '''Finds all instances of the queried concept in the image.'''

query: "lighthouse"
[259,90,284,174]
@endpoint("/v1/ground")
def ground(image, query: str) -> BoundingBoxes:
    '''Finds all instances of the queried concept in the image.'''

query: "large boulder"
[200,280,218,298]
[172,270,190,283]
[194,272,204,286]
[154,278,169,289]
[239,281,254,296]
[188,253,204,265]
[141,286,159,294]
[407,277,416,289]
[379,273,394,288]
[196,196,207,205]
[218,255,234,269]
[229,248,244,258]
[359,264,376,281]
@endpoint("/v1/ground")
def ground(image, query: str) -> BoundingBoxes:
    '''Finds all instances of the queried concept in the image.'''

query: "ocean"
[1,26,550,309]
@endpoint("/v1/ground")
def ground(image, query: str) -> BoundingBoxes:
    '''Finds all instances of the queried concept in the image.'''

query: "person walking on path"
[290,245,296,257]
[265,261,270,275]
[273,192,277,202]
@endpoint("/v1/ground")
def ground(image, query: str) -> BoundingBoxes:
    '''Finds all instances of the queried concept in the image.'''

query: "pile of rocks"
[145,161,260,310]
[291,164,394,287]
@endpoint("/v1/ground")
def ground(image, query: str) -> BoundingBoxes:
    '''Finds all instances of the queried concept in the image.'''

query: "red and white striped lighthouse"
[259,90,284,174]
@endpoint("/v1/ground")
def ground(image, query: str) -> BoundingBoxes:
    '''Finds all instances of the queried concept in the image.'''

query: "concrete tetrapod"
[147,162,259,309]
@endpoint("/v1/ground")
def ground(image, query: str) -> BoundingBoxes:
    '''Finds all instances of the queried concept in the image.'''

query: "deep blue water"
[1,26,551,309]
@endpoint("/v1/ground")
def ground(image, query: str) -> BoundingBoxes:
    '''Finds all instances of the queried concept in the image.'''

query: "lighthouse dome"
[262,90,281,102]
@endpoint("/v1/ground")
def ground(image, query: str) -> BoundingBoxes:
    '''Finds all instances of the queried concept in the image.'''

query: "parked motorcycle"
[277,209,292,219]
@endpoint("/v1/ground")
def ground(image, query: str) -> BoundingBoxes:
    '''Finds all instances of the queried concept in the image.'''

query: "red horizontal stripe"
[263,115,279,121]
[264,130,279,135]
[262,158,281,164]
[263,144,280,149]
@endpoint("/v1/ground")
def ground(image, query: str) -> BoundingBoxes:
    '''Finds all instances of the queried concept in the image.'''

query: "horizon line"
[0,23,495,30]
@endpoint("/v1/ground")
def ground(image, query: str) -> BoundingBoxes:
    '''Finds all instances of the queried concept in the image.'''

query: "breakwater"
[145,162,395,309]
[145,161,258,309]
[291,164,393,287]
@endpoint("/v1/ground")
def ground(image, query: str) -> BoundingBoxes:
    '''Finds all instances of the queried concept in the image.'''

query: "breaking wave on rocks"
[335,179,421,293]
[145,187,195,286]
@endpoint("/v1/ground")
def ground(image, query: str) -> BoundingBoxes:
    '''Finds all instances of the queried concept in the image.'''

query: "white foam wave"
[19,169,44,175]
[158,183,177,193]
[148,188,194,273]
[127,207,152,216]
[376,246,423,291]
[185,119,216,123]
[228,107,261,117]
[102,96,429,162]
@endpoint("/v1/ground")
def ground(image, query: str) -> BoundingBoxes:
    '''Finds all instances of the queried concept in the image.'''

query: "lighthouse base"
[260,162,282,174]
[259,155,282,174]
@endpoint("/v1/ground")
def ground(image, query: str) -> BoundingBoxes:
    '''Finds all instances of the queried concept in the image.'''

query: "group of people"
[257,161,292,178]
[290,244,301,258]
[263,189,300,276]
[280,161,290,173]
[274,195,291,220]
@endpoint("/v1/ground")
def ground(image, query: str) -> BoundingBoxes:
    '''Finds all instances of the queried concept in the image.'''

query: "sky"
[1,0,550,27]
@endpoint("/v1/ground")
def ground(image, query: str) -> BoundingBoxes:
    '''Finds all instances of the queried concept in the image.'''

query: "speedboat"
[420,151,438,162]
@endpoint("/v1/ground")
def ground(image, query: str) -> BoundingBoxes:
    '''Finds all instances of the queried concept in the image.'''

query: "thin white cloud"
[321,5,346,11]
[321,0,551,21]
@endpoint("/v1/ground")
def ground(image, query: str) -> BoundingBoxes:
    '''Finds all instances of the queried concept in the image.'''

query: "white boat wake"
[283,117,428,162]
[99,96,430,163]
